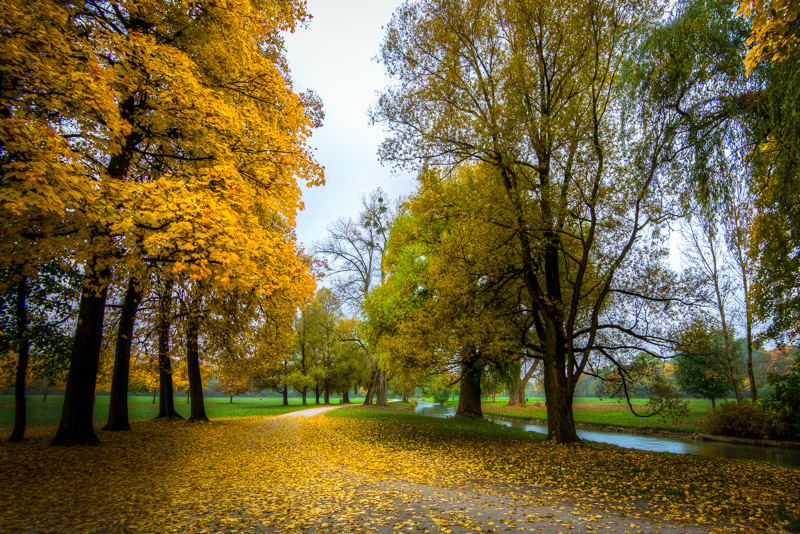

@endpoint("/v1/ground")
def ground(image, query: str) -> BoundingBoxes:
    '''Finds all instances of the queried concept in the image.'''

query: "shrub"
[699,401,769,438]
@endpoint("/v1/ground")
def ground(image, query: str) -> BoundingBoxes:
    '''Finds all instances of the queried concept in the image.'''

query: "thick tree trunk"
[543,347,579,443]
[156,279,182,419]
[104,277,143,431]
[10,276,29,442]
[363,372,376,405]
[314,385,320,404]
[301,389,307,405]
[342,389,350,403]
[376,368,388,406]
[229,394,233,404]
[282,386,289,406]
[52,262,111,446]
[402,392,409,403]
[186,290,207,422]
[456,351,483,418]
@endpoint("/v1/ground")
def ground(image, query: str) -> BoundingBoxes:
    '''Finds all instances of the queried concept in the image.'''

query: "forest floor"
[0,405,797,533]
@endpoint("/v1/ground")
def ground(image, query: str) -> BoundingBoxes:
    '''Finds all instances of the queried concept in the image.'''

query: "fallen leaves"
[0,407,797,533]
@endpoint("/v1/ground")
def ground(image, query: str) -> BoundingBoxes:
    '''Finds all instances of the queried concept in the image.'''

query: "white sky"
[285,0,415,251]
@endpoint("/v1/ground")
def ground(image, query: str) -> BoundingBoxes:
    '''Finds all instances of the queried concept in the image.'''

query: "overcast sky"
[285,0,414,251]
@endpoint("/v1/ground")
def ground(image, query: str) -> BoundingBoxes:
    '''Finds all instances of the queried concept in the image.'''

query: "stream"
[414,402,800,468]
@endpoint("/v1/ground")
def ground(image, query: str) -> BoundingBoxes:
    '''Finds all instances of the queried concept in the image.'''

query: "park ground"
[1,398,799,533]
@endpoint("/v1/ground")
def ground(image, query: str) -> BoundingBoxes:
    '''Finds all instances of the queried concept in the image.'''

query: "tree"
[680,210,744,403]
[373,0,689,441]
[2,0,322,444]
[368,165,537,420]
[314,189,394,405]
[674,320,735,408]
[0,262,80,441]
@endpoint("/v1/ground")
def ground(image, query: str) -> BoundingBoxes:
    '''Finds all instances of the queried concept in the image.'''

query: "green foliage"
[0,263,81,386]
[761,352,800,436]
[674,322,737,403]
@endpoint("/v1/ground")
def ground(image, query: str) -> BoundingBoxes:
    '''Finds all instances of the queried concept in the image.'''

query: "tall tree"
[3,0,322,444]
[314,189,394,405]
[373,0,690,442]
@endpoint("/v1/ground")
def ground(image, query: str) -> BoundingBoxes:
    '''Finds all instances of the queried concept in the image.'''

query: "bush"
[699,400,800,440]
[699,401,769,438]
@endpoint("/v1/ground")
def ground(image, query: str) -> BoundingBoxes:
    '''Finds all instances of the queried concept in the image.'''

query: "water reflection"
[414,402,800,468]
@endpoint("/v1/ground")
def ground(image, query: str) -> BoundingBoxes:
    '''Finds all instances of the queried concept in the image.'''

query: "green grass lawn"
[0,394,363,425]
[469,397,715,432]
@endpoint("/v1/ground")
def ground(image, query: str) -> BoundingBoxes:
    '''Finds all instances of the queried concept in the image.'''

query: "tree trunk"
[507,361,522,406]
[156,279,182,419]
[342,389,350,403]
[314,385,320,404]
[43,392,48,404]
[282,386,289,406]
[10,276,29,442]
[376,368,387,406]
[363,372,376,405]
[301,389,307,405]
[229,394,233,404]
[186,289,207,422]
[104,277,143,431]
[456,350,483,418]
[402,392,409,403]
[543,347,580,443]
[707,232,743,403]
[711,397,716,409]
[324,380,330,405]
[152,389,157,404]
[52,262,111,446]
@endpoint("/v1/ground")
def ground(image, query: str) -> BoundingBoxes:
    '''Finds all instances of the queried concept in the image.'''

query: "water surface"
[414,402,800,468]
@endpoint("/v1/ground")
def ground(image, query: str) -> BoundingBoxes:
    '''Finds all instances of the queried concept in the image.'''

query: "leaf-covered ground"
[0,406,797,533]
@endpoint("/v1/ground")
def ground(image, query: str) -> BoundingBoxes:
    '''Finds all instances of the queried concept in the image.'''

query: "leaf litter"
[0,407,797,533]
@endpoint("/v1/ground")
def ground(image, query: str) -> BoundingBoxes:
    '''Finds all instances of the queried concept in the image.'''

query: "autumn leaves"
[1,1,322,443]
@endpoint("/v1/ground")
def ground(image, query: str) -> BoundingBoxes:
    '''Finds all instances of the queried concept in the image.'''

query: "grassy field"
[0,394,362,426]
[438,397,715,432]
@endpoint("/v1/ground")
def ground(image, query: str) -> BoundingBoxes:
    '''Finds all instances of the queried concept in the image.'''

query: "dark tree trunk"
[301,389,307,405]
[456,351,483,419]
[229,394,233,404]
[376,368,387,406]
[507,361,522,406]
[152,389,157,404]
[156,279,182,419]
[402,392,409,403]
[43,392,48,404]
[314,385,320,404]
[52,262,111,446]
[363,372,376,405]
[324,380,330,405]
[10,276,29,442]
[543,345,579,443]
[282,386,289,406]
[342,390,350,403]
[186,290,207,422]
[104,277,143,431]
[711,397,716,409]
